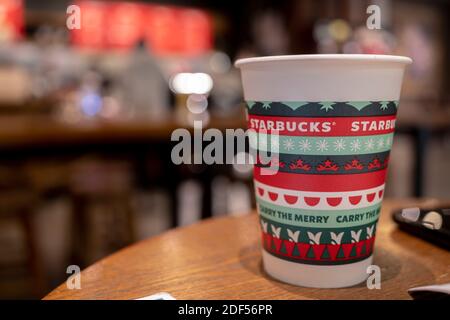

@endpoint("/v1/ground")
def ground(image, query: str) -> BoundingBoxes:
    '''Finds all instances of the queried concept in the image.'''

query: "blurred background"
[0,0,449,299]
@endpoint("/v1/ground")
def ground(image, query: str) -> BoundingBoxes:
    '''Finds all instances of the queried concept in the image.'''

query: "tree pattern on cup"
[260,217,377,265]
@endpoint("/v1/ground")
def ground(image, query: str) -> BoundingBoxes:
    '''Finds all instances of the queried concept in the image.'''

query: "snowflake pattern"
[298,139,311,152]
[349,139,361,152]
[365,138,375,151]
[319,102,335,112]
[316,140,329,152]
[377,138,384,150]
[380,101,389,110]
[283,139,295,151]
[262,102,271,109]
[333,138,346,151]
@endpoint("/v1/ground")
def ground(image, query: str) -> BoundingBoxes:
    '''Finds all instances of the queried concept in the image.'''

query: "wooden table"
[44,199,450,300]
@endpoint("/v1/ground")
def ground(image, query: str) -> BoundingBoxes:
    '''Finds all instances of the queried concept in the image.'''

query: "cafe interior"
[0,0,449,299]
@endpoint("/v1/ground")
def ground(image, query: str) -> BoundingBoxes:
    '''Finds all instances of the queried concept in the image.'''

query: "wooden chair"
[68,158,136,266]
[0,166,46,298]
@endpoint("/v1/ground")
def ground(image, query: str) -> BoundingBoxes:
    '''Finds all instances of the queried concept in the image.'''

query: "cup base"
[262,250,373,288]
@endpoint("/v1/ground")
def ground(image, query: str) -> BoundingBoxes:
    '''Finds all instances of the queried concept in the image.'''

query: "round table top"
[44,199,450,300]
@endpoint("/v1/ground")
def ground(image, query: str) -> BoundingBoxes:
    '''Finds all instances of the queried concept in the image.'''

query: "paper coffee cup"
[235,54,412,288]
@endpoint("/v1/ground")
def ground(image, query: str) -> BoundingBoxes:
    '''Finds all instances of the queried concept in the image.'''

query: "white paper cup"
[235,54,411,288]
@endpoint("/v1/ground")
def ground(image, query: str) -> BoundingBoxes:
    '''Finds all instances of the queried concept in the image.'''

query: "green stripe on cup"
[257,198,381,228]
[249,132,394,155]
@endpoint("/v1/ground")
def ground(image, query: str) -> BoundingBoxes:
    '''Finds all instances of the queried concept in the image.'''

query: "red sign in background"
[71,1,213,55]
[0,0,24,41]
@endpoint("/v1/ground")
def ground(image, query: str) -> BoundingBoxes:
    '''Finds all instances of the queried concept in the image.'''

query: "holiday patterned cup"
[235,55,411,288]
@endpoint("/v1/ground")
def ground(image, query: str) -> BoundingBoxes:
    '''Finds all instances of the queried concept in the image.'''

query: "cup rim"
[235,54,412,68]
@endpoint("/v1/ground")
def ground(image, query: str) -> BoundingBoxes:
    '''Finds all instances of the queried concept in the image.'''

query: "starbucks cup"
[235,54,411,288]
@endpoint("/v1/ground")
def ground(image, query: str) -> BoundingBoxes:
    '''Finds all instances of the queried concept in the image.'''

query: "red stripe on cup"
[248,114,397,137]
[254,167,387,192]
